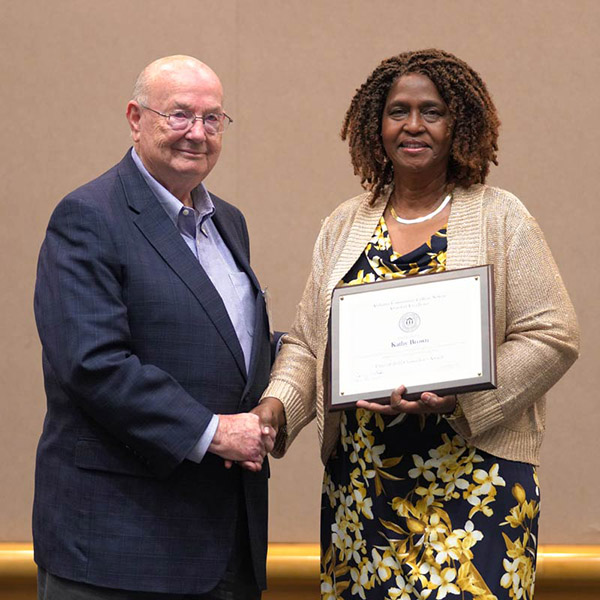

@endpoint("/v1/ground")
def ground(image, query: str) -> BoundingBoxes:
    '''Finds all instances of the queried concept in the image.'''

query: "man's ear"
[126,101,142,142]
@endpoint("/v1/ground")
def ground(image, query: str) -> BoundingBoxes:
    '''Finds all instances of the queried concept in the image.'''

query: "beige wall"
[1,0,598,544]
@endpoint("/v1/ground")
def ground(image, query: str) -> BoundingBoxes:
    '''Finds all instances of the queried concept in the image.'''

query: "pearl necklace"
[390,192,452,225]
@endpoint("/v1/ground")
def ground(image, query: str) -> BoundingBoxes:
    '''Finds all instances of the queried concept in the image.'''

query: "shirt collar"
[130,148,215,226]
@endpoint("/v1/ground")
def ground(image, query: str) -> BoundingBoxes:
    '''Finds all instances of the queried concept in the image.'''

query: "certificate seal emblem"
[399,312,421,333]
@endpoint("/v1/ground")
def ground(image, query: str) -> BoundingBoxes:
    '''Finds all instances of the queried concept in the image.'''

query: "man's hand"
[209,413,273,472]
[223,397,286,471]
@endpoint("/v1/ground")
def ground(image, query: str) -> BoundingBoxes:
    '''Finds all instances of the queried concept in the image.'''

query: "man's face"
[127,64,224,202]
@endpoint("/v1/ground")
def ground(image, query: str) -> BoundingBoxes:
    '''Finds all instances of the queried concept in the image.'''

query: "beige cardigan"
[263,185,579,466]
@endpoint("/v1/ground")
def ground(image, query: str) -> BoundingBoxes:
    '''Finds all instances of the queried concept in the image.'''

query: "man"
[33,55,283,599]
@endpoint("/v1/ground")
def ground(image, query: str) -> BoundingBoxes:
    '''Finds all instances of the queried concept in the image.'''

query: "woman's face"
[381,73,453,180]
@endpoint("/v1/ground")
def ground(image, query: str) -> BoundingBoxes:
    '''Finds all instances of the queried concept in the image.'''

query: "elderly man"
[33,55,283,599]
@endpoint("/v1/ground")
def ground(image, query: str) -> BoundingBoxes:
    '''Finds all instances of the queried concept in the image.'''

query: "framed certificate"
[329,265,496,410]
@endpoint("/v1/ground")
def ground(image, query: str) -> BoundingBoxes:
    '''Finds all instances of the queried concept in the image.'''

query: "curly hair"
[341,49,500,201]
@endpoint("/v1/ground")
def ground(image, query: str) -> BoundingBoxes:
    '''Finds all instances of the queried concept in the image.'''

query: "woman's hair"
[341,49,500,200]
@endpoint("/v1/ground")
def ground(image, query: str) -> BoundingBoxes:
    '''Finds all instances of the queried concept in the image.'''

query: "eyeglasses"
[139,104,233,135]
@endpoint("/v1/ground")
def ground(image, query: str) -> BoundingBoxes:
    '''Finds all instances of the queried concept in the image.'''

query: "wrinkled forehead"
[146,63,223,107]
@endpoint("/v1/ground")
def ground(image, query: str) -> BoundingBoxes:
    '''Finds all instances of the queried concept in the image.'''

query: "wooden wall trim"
[2,543,599,592]
[267,543,600,589]
[535,545,600,588]
[0,544,35,579]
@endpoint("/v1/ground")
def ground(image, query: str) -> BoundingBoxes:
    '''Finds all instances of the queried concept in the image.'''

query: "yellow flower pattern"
[322,218,540,599]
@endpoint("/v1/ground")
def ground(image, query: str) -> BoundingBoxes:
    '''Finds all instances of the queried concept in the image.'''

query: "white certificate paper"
[329,266,495,410]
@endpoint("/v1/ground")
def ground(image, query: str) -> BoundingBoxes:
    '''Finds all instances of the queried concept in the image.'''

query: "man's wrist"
[188,415,219,463]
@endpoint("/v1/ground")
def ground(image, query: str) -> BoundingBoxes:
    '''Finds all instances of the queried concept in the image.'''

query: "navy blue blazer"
[33,151,272,594]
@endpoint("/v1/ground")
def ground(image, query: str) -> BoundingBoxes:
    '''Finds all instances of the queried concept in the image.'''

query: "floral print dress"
[321,217,540,600]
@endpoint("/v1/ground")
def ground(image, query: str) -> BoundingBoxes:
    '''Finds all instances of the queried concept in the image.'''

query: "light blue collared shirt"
[131,149,256,462]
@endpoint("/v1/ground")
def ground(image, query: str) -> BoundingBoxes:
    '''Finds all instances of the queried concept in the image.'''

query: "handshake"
[208,396,285,472]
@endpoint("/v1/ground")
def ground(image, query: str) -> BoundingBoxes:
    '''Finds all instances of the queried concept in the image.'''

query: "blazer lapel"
[211,200,266,386]
[117,154,247,379]
[211,207,261,293]
[239,290,268,408]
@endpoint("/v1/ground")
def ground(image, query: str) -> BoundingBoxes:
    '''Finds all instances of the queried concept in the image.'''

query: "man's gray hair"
[132,71,149,104]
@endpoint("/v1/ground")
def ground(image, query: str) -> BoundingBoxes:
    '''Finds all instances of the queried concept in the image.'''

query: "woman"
[259,49,579,599]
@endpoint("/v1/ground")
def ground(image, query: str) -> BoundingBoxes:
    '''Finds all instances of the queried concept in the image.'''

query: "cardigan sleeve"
[451,208,580,439]
[261,218,332,456]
